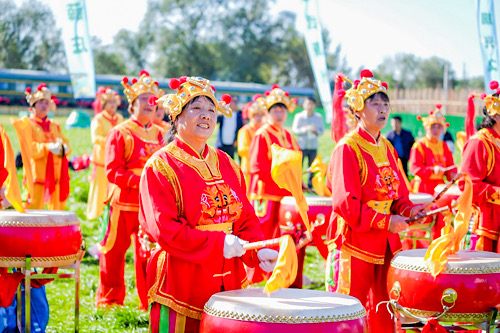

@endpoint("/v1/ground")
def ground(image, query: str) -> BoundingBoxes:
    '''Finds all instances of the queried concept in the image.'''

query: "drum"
[200,288,368,332]
[279,196,331,259]
[0,210,82,268]
[387,249,500,323]
[434,184,462,208]
[409,193,433,205]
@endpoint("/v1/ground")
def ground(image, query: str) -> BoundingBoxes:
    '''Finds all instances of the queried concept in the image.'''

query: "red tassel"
[422,318,447,333]
[331,74,347,142]
[148,96,159,106]
[466,94,477,140]
[140,70,149,77]
[221,94,232,105]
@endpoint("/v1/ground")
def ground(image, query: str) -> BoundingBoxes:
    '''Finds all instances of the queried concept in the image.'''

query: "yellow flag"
[310,154,332,197]
[11,117,34,200]
[270,144,311,234]
[0,125,24,212]
[425,173,473,277]
[263,235,298,294]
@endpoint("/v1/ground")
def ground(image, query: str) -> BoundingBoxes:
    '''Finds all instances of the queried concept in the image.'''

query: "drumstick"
[406,206,450,224]
[242,237,281,250]
[442,165,457,172]
[417,172,463,213]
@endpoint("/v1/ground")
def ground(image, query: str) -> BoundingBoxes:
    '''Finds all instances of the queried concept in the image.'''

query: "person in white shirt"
[292,97,324,188]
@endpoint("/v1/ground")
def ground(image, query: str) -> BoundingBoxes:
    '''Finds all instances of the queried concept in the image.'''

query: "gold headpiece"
[339,70,389,112]
[121,70,160,104]
[25,83,56,108]
[264,84,297,113]
[150,76,232,121]
[417,104,449,130]
[344,106,357,131]
[248,94,268,116]
[99,87,120,105]
[480,81,500,117]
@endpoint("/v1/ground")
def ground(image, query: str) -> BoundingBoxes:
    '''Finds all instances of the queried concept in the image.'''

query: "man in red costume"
[247,85,302,286]
[140,76,277,332]
[96,70,164,311]
[12,84,70,210]
[326,70,426,332]
[462,81,500,252]
[409,104,457,195]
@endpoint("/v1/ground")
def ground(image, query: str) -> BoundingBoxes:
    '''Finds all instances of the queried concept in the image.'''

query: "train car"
[0,68,315,109]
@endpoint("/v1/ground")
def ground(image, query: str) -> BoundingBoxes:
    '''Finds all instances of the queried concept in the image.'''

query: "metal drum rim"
[280,196,331,206]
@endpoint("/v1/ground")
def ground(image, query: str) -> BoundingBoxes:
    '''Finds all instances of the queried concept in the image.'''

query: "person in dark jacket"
[386,116,415,176]
[215,96,244,159]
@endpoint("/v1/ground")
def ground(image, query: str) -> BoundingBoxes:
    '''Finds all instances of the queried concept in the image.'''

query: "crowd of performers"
[0,68,499,333]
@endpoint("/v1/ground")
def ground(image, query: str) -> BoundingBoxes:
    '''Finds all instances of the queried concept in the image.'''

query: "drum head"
[409,193,434,204]
[0,209,79,226]
[281,196,331,207]
[391,249,500,274]
[204,288,365,323]
[434,184,462,196]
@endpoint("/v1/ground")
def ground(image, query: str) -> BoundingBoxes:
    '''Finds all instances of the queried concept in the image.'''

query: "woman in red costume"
[140,76,278,333]
[237,94,267,192]
[12,84,71,210]
[86,86,123,220]
[96,70,164,311]
[409,104,457,195]
[326,70,427,332]
[462,81,500,252]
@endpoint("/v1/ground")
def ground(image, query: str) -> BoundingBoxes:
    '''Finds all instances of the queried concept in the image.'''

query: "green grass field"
[0,113,464,332]
[0,114,334,332]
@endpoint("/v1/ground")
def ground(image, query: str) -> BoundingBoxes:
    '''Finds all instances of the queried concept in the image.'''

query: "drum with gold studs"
[200,288,368,332]
[0,210,82,267]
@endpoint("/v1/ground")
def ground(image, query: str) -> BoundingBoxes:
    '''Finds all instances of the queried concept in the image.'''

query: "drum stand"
[16,249,85,333]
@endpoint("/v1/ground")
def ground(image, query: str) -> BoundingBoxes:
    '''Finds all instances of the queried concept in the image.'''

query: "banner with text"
[477,0,500,92]
[301,0,332,123]
[60,0,95,98]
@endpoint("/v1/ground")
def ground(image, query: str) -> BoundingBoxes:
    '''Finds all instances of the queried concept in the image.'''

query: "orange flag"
[270,144,311,234]
[263,235,298,294]
[397,158,412,192]
[309,154,332,197]
[0,125,24,212]
[425,173,473,277]
[11,117,34,200]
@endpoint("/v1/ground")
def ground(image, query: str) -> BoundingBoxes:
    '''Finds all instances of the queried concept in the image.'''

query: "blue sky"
[29,0,500,78]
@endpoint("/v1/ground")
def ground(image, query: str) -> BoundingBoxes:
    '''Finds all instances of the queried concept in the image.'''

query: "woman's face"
[131,92,156,125]
[104,97,118,115]
[176,96,217,146]
[154,106,166,124]
[252,111,266,125]
[427,123,444,140]
[358,94,390,134]
[268,104,288,127]
[33,99,50,118]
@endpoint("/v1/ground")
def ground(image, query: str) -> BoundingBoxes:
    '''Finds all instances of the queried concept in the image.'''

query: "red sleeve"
[249,133,273,184]
[443,142,457,180]
[331,143,391,232]
[139,161,225,264]
[0,142,7,187]
[461,138,500,204]
[105,129,140,189]
[409,142,433,179]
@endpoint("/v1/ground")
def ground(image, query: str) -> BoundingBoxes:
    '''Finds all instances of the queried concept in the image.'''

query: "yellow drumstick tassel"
[263,235,298,294]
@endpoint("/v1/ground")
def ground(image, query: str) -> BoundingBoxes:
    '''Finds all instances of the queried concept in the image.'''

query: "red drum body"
[279,196,331,259]
[409,193,434,205]
[200,288,368,332]
[0,210,82,267]
[434,184,462,208]
[387,249,500,323]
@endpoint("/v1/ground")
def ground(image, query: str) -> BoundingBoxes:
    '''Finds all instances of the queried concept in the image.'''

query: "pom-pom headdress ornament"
[93,86,121,114]
[331,69,389,142]
[416,104,449,131]
[149,76,232,121]
[466,80,500,139]
[264,85,297,113]
[247,94,268,116]
[25,83,57,109]
[121,70,160,104]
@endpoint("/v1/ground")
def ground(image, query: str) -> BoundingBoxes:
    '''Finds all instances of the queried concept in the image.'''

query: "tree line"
[0,0,483,100]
